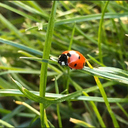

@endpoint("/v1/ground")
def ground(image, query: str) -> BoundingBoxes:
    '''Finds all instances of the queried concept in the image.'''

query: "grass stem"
[39,1,57,127]
[98,1,109,63]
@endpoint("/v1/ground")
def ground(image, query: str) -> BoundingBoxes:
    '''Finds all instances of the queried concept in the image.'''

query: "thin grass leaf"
[117,103,128,118]
[54,12,128,26]
[0,14,29,44]
[86,60,119,127]
[0,3,40,22]
[20,57,58,65]
[98,1,109,63]
[82,66,128,85]
[70,118,95,128]
[2,100,32,121]
[68,23,76,50]
[70,78,106,127]
[39,1,57,127]
[25,1,48,17]
[87,54,106,67]
[11,1,48,19]
[115,113,128,125]
[0,78,15,89]
[55,77,62,127]
[0,89,128,103]
[0,70,57,76]
[97,67,128,77]
[0,119,14,127]
[0,38,42,56]
[14,101,40,116]
[94,76,119,127]
[12,78,55,108]
[25,12,128,31]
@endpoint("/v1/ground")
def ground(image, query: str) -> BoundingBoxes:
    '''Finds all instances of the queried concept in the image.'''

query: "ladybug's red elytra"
[58,50,86,69]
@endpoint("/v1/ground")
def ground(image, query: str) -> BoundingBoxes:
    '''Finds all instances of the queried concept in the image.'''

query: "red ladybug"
[58,50,86,69]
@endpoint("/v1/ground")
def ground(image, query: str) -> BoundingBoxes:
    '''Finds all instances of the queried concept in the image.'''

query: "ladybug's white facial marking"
[61,61,66,65]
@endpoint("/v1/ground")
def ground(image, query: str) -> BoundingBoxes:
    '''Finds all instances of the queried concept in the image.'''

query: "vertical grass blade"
[39,1,57,127]
[68,23,76,50]
[55,78,62,128]
[98,1,109,63]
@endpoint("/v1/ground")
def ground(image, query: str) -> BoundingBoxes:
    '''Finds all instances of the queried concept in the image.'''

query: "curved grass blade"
[12,78,55,108]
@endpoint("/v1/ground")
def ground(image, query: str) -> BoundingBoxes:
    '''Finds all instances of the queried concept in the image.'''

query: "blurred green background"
[0,1,128,128]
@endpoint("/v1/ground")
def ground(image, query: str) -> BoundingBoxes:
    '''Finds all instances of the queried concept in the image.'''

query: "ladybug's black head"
[58,54,68,66]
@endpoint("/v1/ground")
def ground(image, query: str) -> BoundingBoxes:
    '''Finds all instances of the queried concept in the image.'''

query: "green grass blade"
[70,78,106,127]
[82,66,128,84]
[39,1,57,127]
[27,12,128,31]
[0,119,14,127]
[12,78,54,108]
[87,54,106,67]
[117,103,128,118]
[54,12,128,25]
[55,78,62,128]
[94,76,119,127]
[11,1,48,19]
[14,101,40,116]
[25,1,48,18]
[0,3,39,22]
[0,89,128,103]
[0,14,29,44]
[0,38,42,56]
[98,1,109,63]
[68,23,76,50]
[70,118,95,128]
[2,100,32,121]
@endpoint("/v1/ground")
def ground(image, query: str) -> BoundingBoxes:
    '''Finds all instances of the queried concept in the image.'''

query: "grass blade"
[70,118,95,128]
[39,1,57,127]
[0,119,14,127]
[54,12,128,25]
[98,1,109,63]
[0,14,29,44]
[0,38,42,56]
[0,3,39,22]
[86,60,119,127]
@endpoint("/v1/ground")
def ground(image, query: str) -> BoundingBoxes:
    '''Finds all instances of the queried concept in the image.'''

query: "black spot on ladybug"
[67,53,71,57]
[74,63,77,67]
[78,56,80,59]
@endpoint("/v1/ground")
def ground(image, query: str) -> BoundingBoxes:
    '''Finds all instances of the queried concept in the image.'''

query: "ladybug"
[58,50,86,69]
